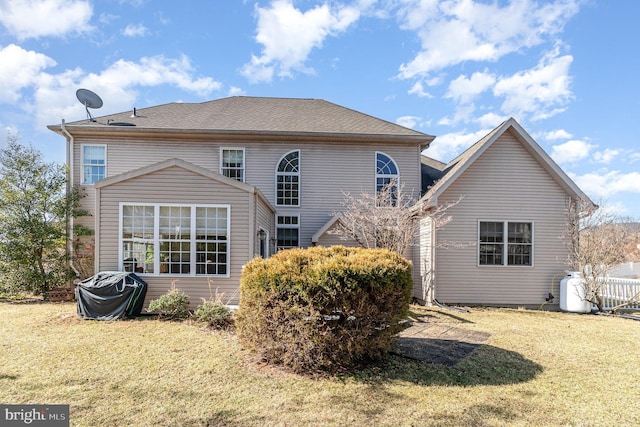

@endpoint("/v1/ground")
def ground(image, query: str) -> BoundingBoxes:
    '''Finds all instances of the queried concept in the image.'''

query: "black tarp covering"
[76,272,147,320]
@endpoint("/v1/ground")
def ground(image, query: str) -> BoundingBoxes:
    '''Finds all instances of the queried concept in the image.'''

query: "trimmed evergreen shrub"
[194,300,233,329]
[147,287,190,320]
[235,246,413,373]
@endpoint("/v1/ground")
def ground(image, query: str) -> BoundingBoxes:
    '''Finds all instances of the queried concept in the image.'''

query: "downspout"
[61,120,76,285]
[429,214,436,305]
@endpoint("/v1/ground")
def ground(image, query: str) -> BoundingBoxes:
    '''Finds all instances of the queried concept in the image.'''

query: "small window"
[221,148,244,182]
[479,221,533,266]
[376,152,398,206]
[276,215,299,251]
[276,151,300,206]
[82,145,106,184]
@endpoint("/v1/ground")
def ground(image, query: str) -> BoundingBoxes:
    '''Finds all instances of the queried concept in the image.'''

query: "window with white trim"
[121,204,229,276]
[276,150,300,206]
[276,215,299,251]
[82,145,106,184]
[221,148,245,182]
[479,221,533,266]
[376,152,398,206]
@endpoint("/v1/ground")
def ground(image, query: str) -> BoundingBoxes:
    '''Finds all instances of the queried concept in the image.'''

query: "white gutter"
[60,120,76,283]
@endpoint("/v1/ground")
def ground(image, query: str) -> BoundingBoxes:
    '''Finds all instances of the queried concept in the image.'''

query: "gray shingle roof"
[55,96,433,141]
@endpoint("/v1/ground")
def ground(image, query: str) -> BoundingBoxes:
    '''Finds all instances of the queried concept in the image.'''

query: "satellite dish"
[76,89,103,122]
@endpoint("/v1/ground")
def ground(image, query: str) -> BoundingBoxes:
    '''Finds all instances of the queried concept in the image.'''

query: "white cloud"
[551,139,595,164]
[408,81,432,98]
[440,103,477,126]
[0,51,222,130]
[99,12,119,25]
[446,71,495,104]
[543,129,573,140]
[571,170,640,199]
[397,0,580,79]
[630,152,640,164]
[0,44,56,103]
[241,0,360,83]
[475,112,507,128]
[423,128,491,162]
[593,148,621,164]
[228,86,246,96]
[493,48,573,120]
[0,0,93,40]
[122,23,149,37]
[396,115,421,129]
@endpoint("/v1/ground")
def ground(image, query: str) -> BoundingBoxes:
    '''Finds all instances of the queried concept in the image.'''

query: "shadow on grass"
[349,341,543,387]
[406,308,473,325]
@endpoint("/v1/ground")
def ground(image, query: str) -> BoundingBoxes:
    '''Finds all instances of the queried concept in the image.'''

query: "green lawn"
[1,302,639,426]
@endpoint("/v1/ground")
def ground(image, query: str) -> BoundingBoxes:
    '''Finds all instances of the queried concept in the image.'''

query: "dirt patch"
[392,322,491,366]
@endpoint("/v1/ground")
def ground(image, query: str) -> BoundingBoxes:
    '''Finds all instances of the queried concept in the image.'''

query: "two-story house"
[49,96,431,306]
[48,96,590,308]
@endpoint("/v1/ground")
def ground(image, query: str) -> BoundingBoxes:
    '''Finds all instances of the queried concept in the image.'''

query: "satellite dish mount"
[76,89,103,122]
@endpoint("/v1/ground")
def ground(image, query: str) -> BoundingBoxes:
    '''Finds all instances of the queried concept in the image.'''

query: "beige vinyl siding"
[314,221,360,248]
[434,131,570,305]
[97,165,251,307]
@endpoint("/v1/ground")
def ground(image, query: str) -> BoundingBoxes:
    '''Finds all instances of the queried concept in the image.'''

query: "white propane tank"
[559,272,592,313]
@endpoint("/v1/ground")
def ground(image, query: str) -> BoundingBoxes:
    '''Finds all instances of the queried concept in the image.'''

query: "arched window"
[276,150,300,206]
[376,152,398,205]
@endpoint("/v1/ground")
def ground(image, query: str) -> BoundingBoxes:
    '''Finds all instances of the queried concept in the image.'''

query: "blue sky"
[1,0,638,216]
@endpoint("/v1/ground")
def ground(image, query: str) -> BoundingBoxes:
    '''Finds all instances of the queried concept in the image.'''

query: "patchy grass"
[1,303,639,426]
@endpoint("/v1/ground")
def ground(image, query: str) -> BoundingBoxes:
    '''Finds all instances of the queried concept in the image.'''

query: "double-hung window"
[82,145,106,184]
[221,148,245,182]
[276,150,300,206]
[121,203,229,276]
[276,215,299,251]
[478,221,533,266]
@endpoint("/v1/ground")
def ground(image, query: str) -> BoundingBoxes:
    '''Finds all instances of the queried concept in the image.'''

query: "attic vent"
[108,122,136,126]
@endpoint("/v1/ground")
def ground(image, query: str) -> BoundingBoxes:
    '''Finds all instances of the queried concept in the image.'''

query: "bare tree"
[329,180,462,254]
[564,198,633,311]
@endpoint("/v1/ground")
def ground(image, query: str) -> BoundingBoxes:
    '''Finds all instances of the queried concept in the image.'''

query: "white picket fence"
[600,277,640,311]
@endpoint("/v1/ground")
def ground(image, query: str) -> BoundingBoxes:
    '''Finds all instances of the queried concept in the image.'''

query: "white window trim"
[375,151,400,200]
[220,147,245,182]
[118,202,231,277]
[477,220,534,268]
[276,214,300,251]
[275,150,301,207]
[80,144,107,185]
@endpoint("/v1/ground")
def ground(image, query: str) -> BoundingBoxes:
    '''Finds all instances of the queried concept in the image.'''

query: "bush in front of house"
[147,287,190,320]
[235,246,413,374]
[194,300,233,329]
